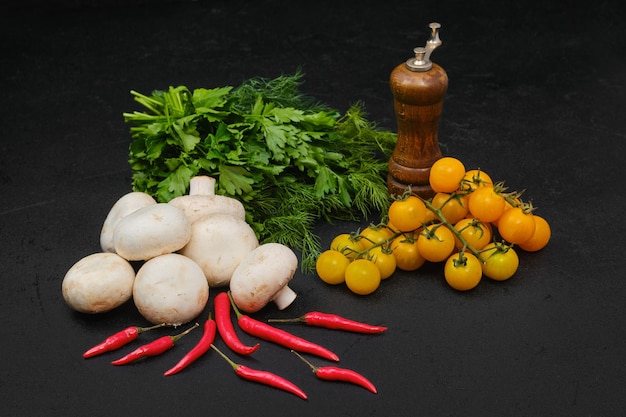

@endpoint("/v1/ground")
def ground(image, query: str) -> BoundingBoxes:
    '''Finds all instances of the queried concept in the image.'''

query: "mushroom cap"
[169,176,246,223]
[133,253,209,325]
[62,252,136,314]
[180,213,258,287]
[169,194,246,224]
[230,243,298,313]
[100,191,156,253]
[113,203,191,261]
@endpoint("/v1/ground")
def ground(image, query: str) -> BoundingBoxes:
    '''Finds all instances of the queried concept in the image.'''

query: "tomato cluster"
[315,156,551,294]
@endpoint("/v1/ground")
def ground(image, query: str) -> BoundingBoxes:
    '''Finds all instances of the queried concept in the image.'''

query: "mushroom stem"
[272,285,298,310]
[189,176,216,196]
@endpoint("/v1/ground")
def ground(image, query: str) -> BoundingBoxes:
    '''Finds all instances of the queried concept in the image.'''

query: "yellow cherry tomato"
[417,224,455,263]
[330,233,364,260]
[497,207,536,245]
[468,186,506,223]
[431,192,469,224]
[315,250,351,285]
[454,218,492,251]
[388,195,427,232]
[429,156,466,193]
[444,252,482,291]
[481,242,519,281]
[518,215,551,252]
[390,233,425,271]
[344,259,381,295]
[368,246,397,279]
[461,169,493,191]
[359,225,394,249]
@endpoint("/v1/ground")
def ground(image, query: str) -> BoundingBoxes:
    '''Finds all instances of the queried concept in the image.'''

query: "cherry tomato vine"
[315,156,551,294]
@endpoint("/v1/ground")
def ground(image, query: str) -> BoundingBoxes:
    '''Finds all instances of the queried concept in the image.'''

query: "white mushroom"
[113,203,191,261]
[180,213,259,288]
[62,252,136,314]
[132,253,209,326]
[229,243,298,313]
[169,176,246,223]
[100,191,156,253]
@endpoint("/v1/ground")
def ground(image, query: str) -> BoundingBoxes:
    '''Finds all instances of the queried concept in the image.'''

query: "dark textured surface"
[2,1,625,416]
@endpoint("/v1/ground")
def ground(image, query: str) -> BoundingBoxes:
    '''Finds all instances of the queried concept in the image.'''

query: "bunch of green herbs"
[123,72,397,271]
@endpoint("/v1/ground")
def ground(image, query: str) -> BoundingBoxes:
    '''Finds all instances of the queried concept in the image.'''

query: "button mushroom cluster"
[62,176,300,326]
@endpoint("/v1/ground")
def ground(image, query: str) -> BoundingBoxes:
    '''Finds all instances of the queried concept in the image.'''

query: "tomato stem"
[453,249,469,267]
[479,239,514,257]
[420,194,486,263]
[354,231,402,259]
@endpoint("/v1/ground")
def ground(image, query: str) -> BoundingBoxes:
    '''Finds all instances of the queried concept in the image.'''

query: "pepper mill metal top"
[406,22,442,72]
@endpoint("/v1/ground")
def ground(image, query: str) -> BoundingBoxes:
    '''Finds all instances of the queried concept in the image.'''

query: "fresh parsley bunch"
[123,72,397,271]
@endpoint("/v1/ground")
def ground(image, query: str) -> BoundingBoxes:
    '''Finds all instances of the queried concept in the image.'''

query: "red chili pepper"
[83,323,167,358]
[228,292,339,362]
[291,350,377,394]
[215,292,260,355]
[111,323,199,366]
[269,311,388,334]
[211,344,307,400]
[163,314,216,376]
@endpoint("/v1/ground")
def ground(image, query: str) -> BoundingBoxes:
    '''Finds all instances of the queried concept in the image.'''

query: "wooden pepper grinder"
[388,22,447,198]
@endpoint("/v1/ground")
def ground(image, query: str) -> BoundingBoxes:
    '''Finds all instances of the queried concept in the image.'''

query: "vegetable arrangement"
[316,156,551,294]
[61,67,552,400]
[82,291,385,399]
[63,171,384,398]
[62,174,301,323]
[123,71,397,271]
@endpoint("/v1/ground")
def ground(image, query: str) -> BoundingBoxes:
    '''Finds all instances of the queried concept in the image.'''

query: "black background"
[2,1,625,416]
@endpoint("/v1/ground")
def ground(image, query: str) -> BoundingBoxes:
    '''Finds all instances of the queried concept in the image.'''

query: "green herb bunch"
[123,72,397,271]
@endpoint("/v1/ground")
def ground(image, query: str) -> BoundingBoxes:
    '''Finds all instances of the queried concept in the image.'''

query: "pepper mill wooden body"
[388,23,447,199]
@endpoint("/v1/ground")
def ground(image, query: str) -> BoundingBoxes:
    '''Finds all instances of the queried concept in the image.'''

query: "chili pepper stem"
[210,344,238,370]
[267,317,306,324]
[171,322,200,342]
[227,291,243,319]
[291,350,318,373]
[138,322,169,333]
